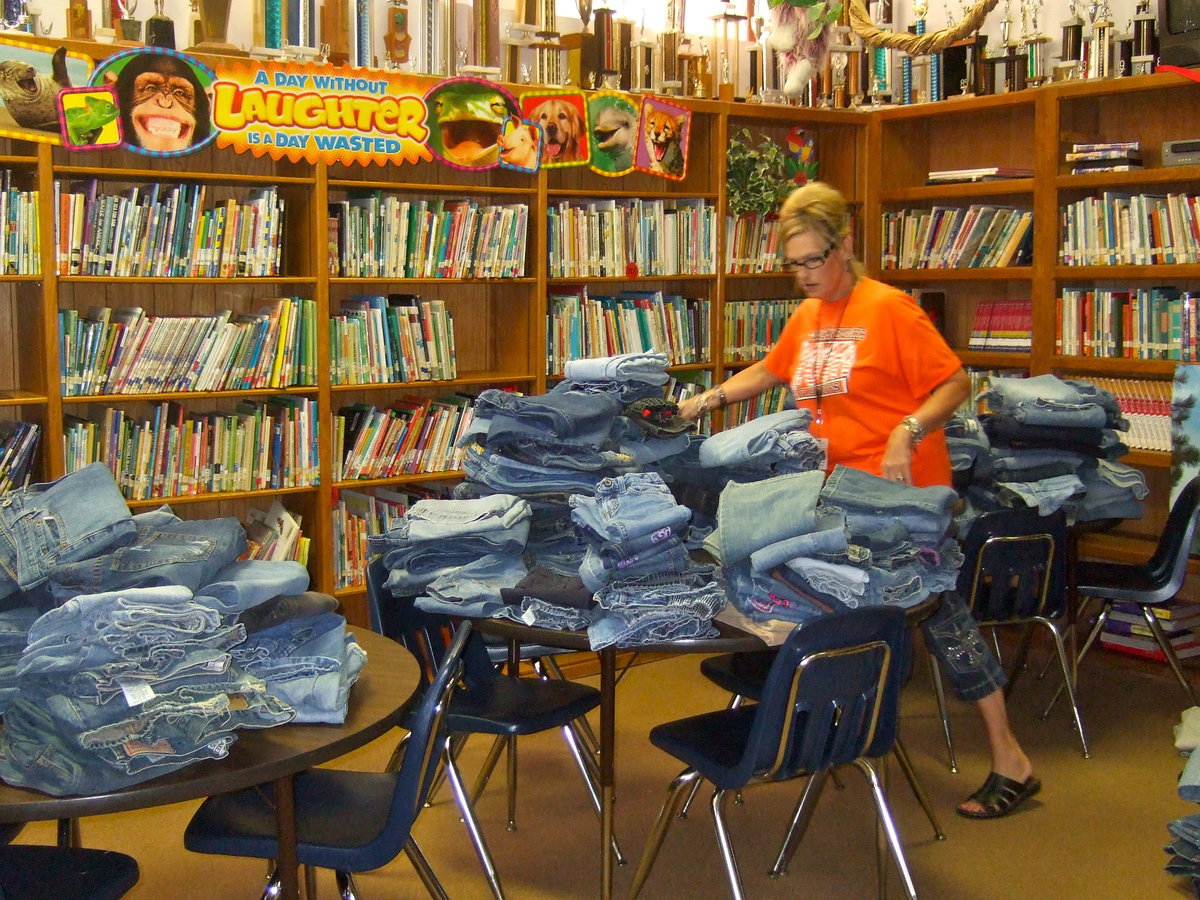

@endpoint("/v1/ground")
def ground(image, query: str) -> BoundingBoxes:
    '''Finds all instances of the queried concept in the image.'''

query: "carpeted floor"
[13,635,1200,899]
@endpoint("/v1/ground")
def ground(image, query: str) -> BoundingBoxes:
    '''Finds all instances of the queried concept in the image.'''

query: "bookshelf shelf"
[879,180,1036,203]
[61,387,321,403]
[124,484,319,509]
[1055,265,1200,279]
[52,165,317,187]
[332,471,462,490]
[957,350,1032,368]
[58,276,319,285]
[885,268,1034,282]
[0,391,45,406]
[328,372,536,393]
[547,188,722,201]
[1050,356,1180,376]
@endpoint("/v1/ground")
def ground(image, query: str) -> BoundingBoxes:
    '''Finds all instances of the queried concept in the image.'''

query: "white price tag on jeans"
[521,608,538,625]
[120,680,157,707]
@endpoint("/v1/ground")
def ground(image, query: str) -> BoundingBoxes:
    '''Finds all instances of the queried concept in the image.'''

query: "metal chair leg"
[260,868,283,900]
[1142,605,1200,707]
[711,788,747,900]
[561,722,626,864]
[628,768,703,900]
[853,758,918,900]
[304,864,318,899]
[770,769,830,877]
[928,655,958,773]
[892,736,945,840]
[404,837,451,900]
[1036,617,1090,757]
[543,656,602,759]
[1043,602,1109,718]
[334,869,359,900]
[440,736,507,900]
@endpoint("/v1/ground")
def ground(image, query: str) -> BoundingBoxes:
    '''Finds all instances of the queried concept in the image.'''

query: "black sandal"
[956,772,1041,819]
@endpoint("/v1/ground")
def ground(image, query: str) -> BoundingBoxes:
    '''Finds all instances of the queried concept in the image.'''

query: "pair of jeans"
[195,559,311,617]
[462,443,607,494]
[821,465,959,526]
[504,439,636,472]
[781,557,869,605]
[724,558,834,623]
[579,536,690,592]
[0,462,137,602]
[569,472,692,544]
[496,598,593,630]
[563,351,670,385]
[705,470,825,566]
[48,514,248,603]
[978,374,1112,428]
[551,377,663,405]
[237,590,340,634]
[415,553,529,617]
[697,409,814,468]
[262,632,366,724]
[995,475,1086,516]
[476,388,621,448]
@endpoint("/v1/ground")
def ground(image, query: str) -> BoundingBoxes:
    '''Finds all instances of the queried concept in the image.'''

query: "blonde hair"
[777,181,866,278]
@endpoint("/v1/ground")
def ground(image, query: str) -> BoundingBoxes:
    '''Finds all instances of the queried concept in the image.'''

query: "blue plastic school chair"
[0,830,140,900]
[628,605,917,900]
[183,621,469,900]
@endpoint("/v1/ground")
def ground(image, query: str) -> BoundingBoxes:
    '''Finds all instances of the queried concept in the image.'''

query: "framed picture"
[635,96,689,181]
[587,92,637,177]
[497,115,542,173]
[423,77,521,171]
[519,89,590,168]
[0,37,94,144]
[57,86,122,151]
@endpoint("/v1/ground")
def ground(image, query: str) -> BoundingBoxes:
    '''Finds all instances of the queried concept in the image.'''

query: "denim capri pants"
[921,590,1007,702]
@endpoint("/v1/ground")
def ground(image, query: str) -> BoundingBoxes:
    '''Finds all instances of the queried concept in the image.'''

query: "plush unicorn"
[767,1,835,98]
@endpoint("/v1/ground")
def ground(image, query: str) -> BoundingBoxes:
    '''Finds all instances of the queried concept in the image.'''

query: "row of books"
[546,287,710,375]
[328,195,529,279]
[331,485,452,589]
[1099,599,1200,662]
[58,298,318,397]
[725,385,791,427]
[0,420,39,494]
[62,397,319,501]
[330,294,455,385]
[723,298,801,363]
[333,395,476,482]
[1085,376,1171,452]
[243,499,309,565]
[0,171,39,274]
[1059,190,1200,266]
[966,299,1033,352]
[546,197,716,279]
[54,181,284,278]
[1055,286,1197,360]
[724,213,784,274]
[880,205,1033,270]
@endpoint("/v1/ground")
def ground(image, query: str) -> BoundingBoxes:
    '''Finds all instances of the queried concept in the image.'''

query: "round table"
[0,627,420,900]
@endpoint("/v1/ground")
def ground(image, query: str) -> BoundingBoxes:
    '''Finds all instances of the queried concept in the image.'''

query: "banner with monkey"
[0,37,691,178]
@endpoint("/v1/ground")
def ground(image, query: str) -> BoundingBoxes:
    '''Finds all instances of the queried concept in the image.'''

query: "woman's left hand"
[882,426,915,485]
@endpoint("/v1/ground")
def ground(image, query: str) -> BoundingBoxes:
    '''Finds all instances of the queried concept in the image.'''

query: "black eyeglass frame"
[780,244,837,272]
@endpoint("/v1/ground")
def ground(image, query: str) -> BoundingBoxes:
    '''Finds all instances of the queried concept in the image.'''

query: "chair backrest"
[382,619,470,857]
[365,556,494,688]
[958,507,1067,622]
[1143,476,1200,599]
[737,606,908,783]
[0,846,139,899]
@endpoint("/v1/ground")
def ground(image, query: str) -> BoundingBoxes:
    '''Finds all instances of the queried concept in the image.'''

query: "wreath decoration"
[846,0,1001,53]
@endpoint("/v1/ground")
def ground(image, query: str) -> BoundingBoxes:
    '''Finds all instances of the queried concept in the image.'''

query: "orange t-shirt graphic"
[763,278,963,487]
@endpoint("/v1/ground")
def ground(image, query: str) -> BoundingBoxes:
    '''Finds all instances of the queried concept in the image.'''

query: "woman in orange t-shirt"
[678,182,1039,820]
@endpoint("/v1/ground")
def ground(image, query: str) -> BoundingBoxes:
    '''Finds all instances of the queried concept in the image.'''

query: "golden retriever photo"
[497,117,541,172]
[639,104,688,179]
[520,91,589,166]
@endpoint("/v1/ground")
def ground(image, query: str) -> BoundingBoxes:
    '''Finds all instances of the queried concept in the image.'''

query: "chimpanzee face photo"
[91,48,214,156]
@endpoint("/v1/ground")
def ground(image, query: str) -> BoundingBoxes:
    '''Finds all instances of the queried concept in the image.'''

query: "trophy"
[1084,0,1113,79]
[1131,0,1157,74]
[146,0,174,47]
[1021,0,1051,86]
[186,0,243,54]
[114,0,140,41]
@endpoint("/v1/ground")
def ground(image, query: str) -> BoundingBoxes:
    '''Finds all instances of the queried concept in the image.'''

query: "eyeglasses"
[781,245,836,272]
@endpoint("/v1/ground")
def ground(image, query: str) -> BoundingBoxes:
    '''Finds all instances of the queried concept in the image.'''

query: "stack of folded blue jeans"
[956,374,1147,522]
[455,352,684,575]
[571,472,724,649]
[369,494,532,613]
[0,585,294,796]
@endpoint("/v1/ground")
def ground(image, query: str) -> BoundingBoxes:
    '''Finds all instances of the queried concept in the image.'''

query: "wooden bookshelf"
[7,45,1197,623]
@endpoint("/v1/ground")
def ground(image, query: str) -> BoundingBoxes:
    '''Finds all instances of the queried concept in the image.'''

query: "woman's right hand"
[676,395,705,421]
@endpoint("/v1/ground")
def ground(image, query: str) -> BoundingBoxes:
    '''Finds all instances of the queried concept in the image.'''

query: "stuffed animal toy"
[767,1,835,98]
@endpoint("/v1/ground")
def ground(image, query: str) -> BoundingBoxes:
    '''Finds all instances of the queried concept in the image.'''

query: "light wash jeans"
[705,470,825,565]
[564,351,670,385]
